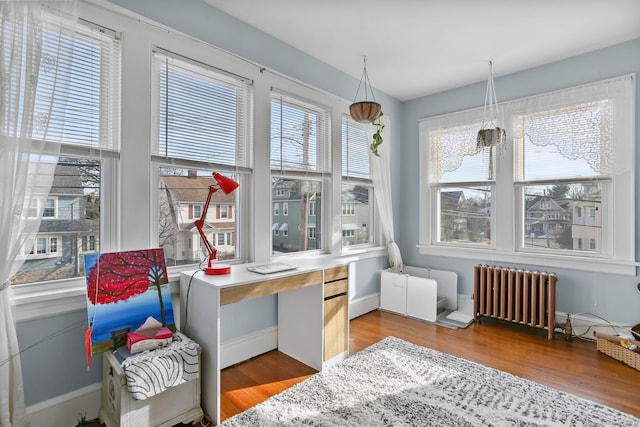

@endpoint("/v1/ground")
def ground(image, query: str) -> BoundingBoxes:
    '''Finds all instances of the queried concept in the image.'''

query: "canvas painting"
[84,248,175,355]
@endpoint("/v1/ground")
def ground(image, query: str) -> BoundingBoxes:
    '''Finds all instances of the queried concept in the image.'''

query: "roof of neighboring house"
[440,191,464,206]
[160,175,237,204]
[49,163,87,196]
[38,218,99,233]
[527,197,570,212]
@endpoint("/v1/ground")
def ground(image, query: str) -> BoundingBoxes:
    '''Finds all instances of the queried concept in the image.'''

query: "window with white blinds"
[10,18,119,286]
[151,49,253,168]
[270,92,331,173]
[341,115,374,246]
[32,19,120,151]
[342,115,371,179]
[270,91,330,254]
[419,74,635,273]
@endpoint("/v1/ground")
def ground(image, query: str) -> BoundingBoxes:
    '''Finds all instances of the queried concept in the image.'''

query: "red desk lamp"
[194,172,239,275]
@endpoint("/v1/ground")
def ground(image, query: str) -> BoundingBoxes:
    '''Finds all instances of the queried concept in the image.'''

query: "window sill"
[13,247,388,322]
[416,244,638,276]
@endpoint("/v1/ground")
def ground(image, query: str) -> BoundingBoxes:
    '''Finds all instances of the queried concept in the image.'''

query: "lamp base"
[204,264,231,275]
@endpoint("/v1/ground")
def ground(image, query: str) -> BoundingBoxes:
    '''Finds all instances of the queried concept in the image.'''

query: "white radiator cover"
[380,266,458,322]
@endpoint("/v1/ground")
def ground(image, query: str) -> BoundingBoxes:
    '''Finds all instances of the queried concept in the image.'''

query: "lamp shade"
[213,172,239,194]
[349,101,382,123]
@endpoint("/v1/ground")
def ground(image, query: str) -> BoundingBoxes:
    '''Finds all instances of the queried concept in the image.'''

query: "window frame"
[13,1,387,322]
[418,74,636,275]
[341,115,376,248]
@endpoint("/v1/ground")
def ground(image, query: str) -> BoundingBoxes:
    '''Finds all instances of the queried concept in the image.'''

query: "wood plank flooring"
[216,309,640,423]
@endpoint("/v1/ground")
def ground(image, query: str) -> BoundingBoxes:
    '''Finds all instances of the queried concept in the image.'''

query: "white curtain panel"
[0,2,77,426]
[370,116,403,271]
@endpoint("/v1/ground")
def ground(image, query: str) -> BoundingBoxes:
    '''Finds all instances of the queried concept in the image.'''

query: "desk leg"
[180,274,221,425]
[278,283,323,371]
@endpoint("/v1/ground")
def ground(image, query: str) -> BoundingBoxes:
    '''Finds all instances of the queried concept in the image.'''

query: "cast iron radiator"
[473,264,557,339]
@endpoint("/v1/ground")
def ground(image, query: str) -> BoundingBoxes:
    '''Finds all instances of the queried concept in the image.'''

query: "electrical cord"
[568,312,633,342]
[182,268,203,334]
[0,319,87,367]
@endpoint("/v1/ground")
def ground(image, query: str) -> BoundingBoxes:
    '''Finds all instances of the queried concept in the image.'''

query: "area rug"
[220,336,640,426]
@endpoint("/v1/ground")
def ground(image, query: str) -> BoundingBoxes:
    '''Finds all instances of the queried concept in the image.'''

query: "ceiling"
[204,0,640,101]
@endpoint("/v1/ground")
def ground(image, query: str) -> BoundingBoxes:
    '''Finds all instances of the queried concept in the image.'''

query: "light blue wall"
[400,38,640,326]
[14,0,640,409]
[16,310,101,405]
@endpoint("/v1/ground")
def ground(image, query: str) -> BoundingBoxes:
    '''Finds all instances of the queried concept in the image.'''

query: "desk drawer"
[324,279,348,299]
[324,265,348,283]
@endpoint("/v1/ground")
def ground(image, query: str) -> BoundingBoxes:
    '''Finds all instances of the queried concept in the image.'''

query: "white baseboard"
[220,326,278,369]
[349,293,380,319]
[26,382,101,427]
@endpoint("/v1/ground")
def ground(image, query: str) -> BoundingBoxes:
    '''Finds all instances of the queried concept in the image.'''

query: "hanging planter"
[350,56,381,124]
[349,56,384,155]
[349,101,381,123]
[477,127,506,148]
[477,61,506,151]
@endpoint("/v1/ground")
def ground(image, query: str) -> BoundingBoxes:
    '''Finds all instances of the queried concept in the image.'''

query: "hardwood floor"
[217,309,640,423]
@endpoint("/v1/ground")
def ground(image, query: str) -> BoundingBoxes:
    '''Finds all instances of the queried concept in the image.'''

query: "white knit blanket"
[121,333,200,400]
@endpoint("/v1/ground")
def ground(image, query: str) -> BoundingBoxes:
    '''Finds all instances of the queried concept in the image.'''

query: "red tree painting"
[86,248,169,326]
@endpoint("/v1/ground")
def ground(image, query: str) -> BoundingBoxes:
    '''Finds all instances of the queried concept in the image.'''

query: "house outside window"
[9,18,119,286]
[271,91,330,254]
[341,115,374,246]
[419,75,635,274]
[152,48,252,266]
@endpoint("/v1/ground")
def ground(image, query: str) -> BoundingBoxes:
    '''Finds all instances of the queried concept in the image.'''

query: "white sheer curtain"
[370,116,403,271]
[0,2,77,425]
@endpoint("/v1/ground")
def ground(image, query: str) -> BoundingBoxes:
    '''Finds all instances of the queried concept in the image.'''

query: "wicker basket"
[597,338,640,371]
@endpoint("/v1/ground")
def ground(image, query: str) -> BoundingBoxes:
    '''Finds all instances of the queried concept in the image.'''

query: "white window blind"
[270,92,331,173]
[152,50,253,168]
[342,115,371,179]
[32,19,120,151]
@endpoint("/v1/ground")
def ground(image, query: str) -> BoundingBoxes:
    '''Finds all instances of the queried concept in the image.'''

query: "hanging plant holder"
[350,56,382,124]
[477,61,506,150]
[350,101,381,123]
[477,127,506,148]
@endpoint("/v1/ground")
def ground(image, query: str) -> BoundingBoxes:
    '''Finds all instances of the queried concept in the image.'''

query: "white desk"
[179,261,349,425]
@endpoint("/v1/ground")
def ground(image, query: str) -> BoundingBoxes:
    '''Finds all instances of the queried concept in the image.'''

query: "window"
[282,202,288,216]
[159,168,240,266]
[10,18,119,286]
[42,199,56,218]
[220,205,229,219]
[419,75,635,274]
[274,203,280,216]
[270,91,330,254]
[191,204,202,220]
[152,49,252,266]
[341,115,374,246]
[342,204,355,216]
